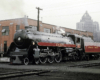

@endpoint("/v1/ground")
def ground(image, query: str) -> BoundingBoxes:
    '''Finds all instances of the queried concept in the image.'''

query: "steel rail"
[0,70,50,79]
[69,63,100,68]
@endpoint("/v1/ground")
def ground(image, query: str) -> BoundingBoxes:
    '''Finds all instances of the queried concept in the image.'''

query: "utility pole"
[36,7,43,31]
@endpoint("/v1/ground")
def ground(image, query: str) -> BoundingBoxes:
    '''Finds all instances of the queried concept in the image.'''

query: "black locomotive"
[7,29,100,65]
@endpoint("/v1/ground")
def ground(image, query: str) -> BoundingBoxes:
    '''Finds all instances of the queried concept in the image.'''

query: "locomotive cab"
[68,34,85,60]
[68,34,85,51]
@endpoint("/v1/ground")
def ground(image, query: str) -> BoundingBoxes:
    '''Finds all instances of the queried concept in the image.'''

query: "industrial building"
[0,16,93,53]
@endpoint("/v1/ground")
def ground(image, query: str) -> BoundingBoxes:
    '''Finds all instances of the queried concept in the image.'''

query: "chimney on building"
[24,15,29,28]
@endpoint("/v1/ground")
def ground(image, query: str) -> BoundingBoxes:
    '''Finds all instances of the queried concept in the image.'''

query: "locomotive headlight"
[33,42,35,45]
[18,37,21,41]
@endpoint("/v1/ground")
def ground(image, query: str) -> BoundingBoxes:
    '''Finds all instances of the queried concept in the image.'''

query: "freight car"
[7,29,100,65]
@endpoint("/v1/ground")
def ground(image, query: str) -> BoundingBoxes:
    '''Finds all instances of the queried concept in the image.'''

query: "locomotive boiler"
[7,29,100,65]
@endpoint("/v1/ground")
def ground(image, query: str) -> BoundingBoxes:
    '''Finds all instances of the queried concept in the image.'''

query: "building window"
[25,26,37,31]
[44,28,51,33]
[40,24,42,27]
[25,26,31,30]
[82,35,86,37]
[4,41,7,52]
[55,30,58,34]
[2,26,9,36]
[16,25,20,30]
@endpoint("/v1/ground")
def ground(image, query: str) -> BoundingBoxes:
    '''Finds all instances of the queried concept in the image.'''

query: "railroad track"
[69,63,100,68]
[0,70,50,79]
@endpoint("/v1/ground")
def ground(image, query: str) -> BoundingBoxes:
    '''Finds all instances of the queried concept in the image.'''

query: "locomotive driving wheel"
[48,56,54,63]
[47,52,55,63]
[23,57,29,65]
[40,57,47,64]
[39,52,47,64]
[55,49,62,63]
[34,58,40,65]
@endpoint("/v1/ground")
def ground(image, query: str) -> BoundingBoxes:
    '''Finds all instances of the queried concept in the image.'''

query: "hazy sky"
[0,0,100,29]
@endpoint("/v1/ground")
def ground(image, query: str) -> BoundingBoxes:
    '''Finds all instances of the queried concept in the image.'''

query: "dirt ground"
[3,71,100,80]
[1,59,100,80]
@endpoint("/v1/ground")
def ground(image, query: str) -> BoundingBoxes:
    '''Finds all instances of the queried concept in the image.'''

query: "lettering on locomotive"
[56,43,64,47]
[88,47,93,48]
[95,47,98,48]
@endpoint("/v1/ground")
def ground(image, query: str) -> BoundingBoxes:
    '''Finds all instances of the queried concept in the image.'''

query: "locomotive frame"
[7,29,100,65]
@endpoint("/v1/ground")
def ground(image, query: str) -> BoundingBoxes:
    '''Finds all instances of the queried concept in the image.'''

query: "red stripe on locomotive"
[85,42,100,53]
[38,42,76,47]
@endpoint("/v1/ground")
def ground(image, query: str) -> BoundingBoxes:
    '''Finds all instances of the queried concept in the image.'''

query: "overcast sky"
[0,0,100,29]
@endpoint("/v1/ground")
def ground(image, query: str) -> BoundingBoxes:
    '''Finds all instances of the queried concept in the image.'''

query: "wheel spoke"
[23,57,29,65]
[34,58,40,65]
[55,52,62,63]
[47,56,54,63]
[40,57,47,64]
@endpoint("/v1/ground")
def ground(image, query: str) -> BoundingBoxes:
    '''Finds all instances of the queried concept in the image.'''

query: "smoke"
[59,28,65,34]
[56,26,65,34]
[0,0,25,19]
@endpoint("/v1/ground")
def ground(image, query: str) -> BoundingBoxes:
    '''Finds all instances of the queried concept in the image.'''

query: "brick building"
[0,17,93,52]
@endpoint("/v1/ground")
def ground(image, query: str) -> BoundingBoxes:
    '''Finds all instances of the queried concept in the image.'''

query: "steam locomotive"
[7,29,100,65]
